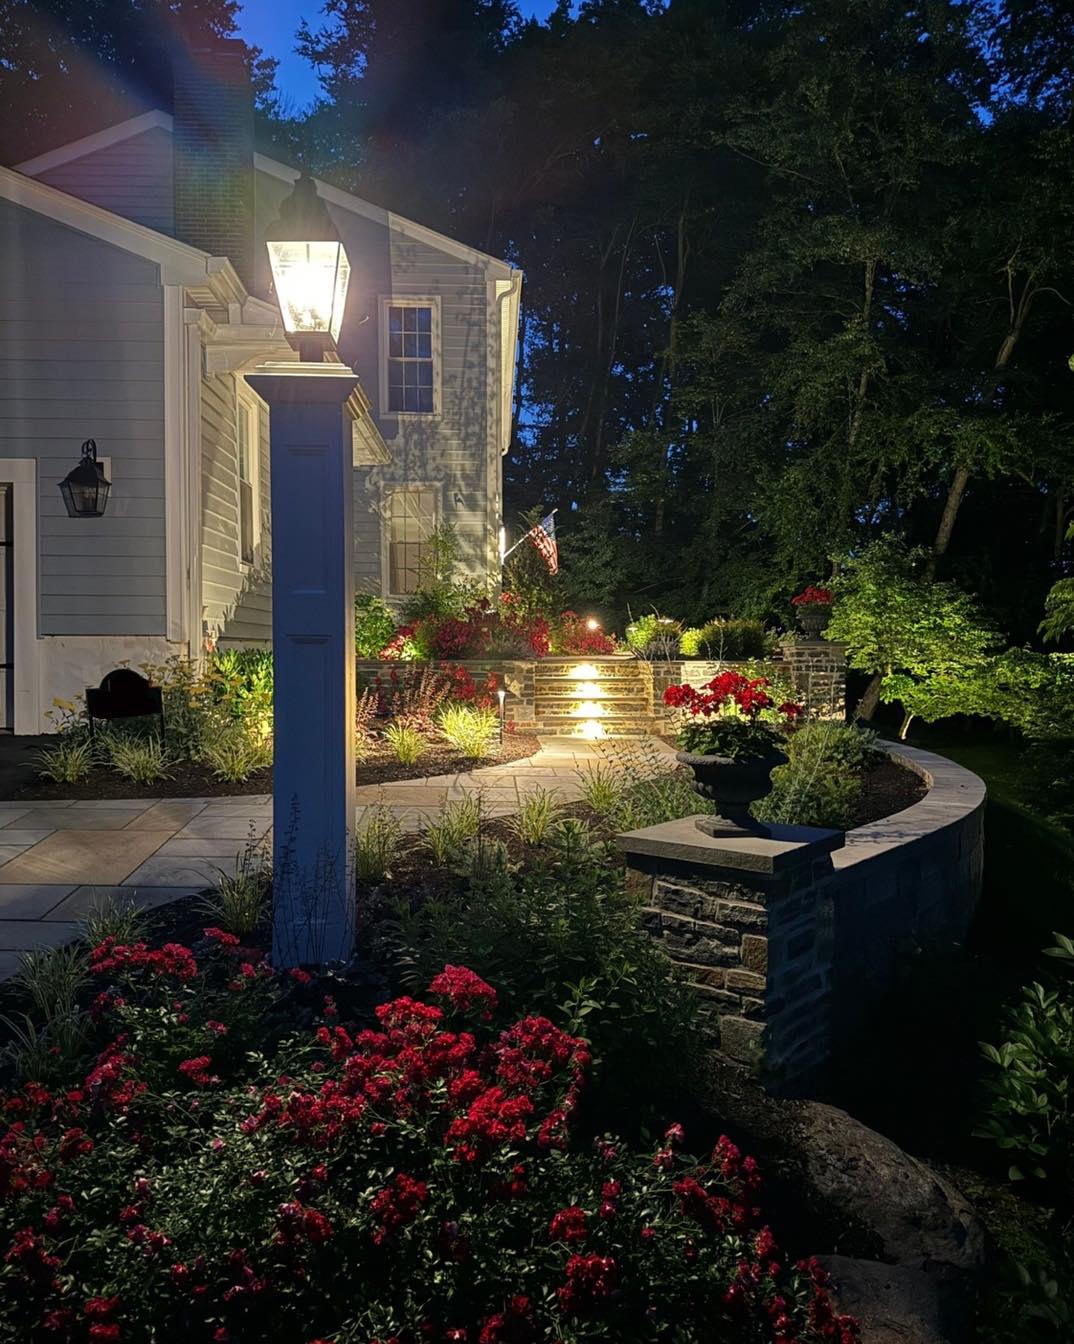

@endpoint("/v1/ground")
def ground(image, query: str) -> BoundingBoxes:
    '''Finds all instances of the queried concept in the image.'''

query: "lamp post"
[59,440,111,518]
[497,684,506,745]
[251,171,358,968]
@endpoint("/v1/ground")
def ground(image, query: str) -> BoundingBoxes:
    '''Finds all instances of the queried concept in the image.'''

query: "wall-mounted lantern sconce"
[59,439,111,518]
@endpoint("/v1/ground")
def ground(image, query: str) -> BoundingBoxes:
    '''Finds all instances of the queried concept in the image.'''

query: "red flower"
[370,1173,428,1243]
[791,585,833,607]
[557,1253,618,1314]
[428,965,498,1020]
[549,1205,587,1244]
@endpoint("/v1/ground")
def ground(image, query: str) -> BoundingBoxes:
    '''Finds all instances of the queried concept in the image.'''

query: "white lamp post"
[251,172,359,967]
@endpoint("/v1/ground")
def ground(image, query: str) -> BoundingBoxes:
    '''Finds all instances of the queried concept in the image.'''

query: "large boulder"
[819,1256,977,1344]
[694,1057,985,1342]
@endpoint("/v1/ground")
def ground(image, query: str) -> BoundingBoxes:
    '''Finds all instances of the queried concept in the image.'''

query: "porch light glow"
[266,173,351,359]
[59,439,111,518]
[585,617,601,631]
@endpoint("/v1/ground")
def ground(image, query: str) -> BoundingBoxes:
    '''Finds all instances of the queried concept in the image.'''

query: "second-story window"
[384,301,436,414]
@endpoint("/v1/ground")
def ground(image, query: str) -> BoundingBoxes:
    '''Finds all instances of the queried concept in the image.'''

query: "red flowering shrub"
[553,612,617,656]
[791,585,833,608]
[665,672,803,760]
[0,938,857,1344]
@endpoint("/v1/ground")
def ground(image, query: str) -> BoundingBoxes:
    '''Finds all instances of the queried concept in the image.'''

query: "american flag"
[527,511,558,574]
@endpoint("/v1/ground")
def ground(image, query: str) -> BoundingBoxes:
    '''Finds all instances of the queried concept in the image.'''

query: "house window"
[387,487,436,594]
[383,300,438,414]
[236,390,260,566]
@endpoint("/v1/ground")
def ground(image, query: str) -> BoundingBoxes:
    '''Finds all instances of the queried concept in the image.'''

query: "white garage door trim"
[0,459,40,734]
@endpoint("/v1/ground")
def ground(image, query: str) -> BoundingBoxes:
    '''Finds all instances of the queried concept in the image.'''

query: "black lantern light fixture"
[59,439,111,518]
[265,172,351,362]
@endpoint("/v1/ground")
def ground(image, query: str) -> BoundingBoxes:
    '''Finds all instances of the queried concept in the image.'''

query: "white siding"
[33,127,175,236]
[199,372,271,645]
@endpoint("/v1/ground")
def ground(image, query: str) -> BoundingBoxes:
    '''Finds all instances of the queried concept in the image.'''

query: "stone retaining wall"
[617,743,985,1092]
[357,639,847,734]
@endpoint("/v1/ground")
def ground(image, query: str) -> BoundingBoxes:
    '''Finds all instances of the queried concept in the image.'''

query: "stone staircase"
[532,657,660,738]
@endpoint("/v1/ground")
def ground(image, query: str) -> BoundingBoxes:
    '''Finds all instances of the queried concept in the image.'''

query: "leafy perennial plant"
[0,938,858,1344]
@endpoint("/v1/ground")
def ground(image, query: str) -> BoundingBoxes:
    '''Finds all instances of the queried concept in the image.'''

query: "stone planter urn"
[676,749,788,836]
[795,603,831,638]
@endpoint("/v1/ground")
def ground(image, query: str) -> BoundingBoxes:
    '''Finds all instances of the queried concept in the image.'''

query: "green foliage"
[401,524,482,625]
[677,718,785,762]
[389,850,702,1123]
[80,896,145,949]
[502,507,559,619]
[437,704,498,759]
[34,737,94,784]
[827,539,1001,728]
[753,723,880,829]
[579,750,713,832]
[202,727,273,782]
[625,613,681,657]
[106,735,172,785]
[679,618,770,661]
[506,787,563,846]
[208,648,274,742]
[384,720,426,766]
[0,943,90,1082]
[354,594,398,657]
[578,763,625,817]
[422,797,482,867]
[200,845,271,937]
[354,806,402,883]
[976,933,1074,1194]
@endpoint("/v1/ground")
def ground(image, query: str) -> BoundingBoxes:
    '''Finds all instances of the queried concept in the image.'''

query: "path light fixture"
[585,616,601,632]
[497,684,506,744]
[265,172,351,362]
[59,439,111,518]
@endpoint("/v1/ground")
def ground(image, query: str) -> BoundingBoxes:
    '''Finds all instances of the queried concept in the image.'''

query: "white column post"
[246,366,358,967]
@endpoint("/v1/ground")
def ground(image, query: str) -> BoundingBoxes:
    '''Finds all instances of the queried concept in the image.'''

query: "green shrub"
[609,773,714,831]
[423,797,482,866]
[34,737,94,784]
[507,786,563,845]
[751,722,879,829]
[976,933,1074,1193]
[354,594,398,658]
[209,648,273,743]
[202,727,273,782]
[0,943,91,1082]
[354,805,402,882]
[107,735,172,784]
[625,612,681,657]
[384,720,427,766]
[438,704,498,759]
[80,896,145,949]
[680,618,770,661]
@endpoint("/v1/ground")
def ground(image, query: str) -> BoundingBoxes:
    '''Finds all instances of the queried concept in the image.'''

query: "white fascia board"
[496,272,524,455]
[254,153,515,279]
[13,110,173,177]
[0,164,246,300]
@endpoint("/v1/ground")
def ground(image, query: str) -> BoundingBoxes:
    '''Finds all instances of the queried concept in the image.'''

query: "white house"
[0,43,522,733]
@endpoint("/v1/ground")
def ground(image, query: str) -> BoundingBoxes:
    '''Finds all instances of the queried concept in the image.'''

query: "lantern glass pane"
[267,240,351,341]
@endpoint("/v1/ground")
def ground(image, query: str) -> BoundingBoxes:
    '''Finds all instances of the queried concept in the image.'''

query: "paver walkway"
[0,738,672,980]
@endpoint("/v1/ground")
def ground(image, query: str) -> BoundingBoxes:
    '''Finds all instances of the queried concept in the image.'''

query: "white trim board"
[13,110,173,177]
[0,459,41,734]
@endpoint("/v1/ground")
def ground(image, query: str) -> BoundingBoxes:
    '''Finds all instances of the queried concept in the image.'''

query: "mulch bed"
[5,733,544,801]
[849,757,928,827]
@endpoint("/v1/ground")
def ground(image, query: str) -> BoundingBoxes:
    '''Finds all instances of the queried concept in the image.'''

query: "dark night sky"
[236,1,564,110]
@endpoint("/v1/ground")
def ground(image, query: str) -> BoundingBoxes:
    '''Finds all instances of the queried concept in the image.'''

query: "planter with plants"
[791,585,833,638]
[664,672,802,834]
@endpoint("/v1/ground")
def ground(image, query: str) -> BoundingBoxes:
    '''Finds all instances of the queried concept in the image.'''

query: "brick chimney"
[172,41,255,290]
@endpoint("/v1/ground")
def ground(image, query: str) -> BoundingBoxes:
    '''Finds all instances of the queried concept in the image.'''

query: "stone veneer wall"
[617,743,986,1092]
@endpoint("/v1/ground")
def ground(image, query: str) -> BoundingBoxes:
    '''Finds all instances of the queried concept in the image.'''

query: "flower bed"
[0,943,858,1344]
